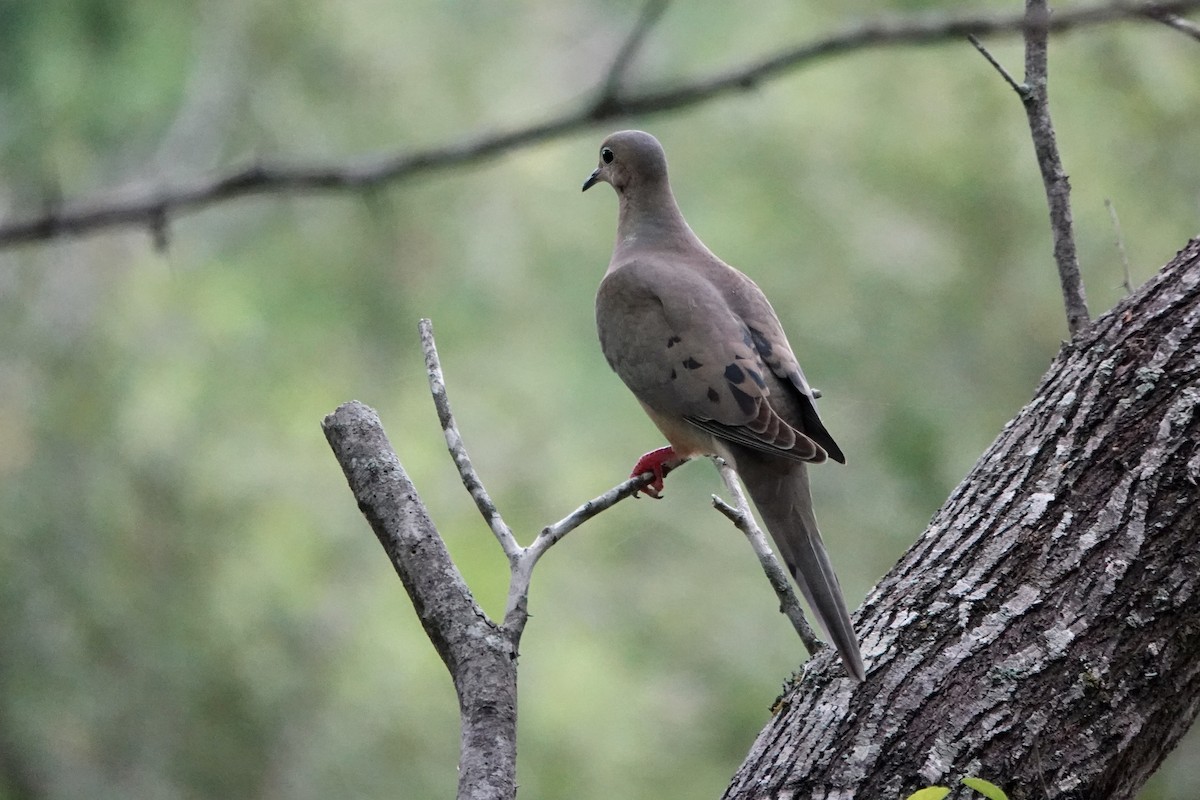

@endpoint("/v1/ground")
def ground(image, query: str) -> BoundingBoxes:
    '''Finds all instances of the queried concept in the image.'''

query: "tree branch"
[972,0,1093,338]
[321,401,518,800]
[1021,0,1091,338]
[3,0,1198,248]
[327,320,862,795]
[595,0,671,111]
[415,317,656,634]
[710,459,824,657]
[503,473,649,634]
[967,34,1025,95]
[324,337,660,797]
[1105,197,1133,293]
[724,237,1200,800]
[420,318,520,559]
[1144,6,1200,37]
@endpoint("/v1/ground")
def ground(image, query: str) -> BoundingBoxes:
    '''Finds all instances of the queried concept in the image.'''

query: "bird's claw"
[630,446,678,499]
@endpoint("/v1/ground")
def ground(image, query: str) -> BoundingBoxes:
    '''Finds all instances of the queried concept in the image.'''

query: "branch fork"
[418,317,818,645]
[323,318,828,797]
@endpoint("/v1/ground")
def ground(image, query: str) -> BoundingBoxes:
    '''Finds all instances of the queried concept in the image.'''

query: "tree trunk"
[724,238,1200,800]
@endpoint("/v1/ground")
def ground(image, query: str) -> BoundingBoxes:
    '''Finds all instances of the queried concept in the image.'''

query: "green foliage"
[2,2,1199,799]
[904,778,1009,800]
[962,776,1010,800]
[905,788,951,800]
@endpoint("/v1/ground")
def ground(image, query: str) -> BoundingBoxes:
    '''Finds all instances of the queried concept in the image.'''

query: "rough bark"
[724,238,1200,800]
[322,404,518,800]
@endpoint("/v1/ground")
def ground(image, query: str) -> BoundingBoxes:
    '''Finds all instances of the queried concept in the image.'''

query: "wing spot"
[670,368,677,380]
[666,335,682,348]
[707,388,720,403]
[682,357,702,369]
[724,363,745,384]
[729,384,758,416]
[747,368,767,389]
[749,327,773,358]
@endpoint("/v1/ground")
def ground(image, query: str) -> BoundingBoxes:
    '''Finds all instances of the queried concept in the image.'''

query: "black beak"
[581,168,601,192]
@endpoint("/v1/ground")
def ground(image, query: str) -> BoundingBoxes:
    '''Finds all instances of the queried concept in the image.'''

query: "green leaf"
[962,776,1009,800]
[904,788,951,800]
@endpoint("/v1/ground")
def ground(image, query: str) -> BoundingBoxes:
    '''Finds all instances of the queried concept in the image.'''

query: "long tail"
[734,453,865,682]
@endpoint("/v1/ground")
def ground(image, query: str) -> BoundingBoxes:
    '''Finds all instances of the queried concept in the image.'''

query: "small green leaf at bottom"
[904,788,951,800]
[962,776,1009,800]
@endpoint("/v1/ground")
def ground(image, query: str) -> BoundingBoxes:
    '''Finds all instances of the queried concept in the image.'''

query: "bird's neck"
[613,182,708,262]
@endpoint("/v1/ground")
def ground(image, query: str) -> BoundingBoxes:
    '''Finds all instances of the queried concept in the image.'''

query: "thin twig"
[1105,197,1133,293]
[975,4,1093,336]
[1143,7,1200,38]
[3,0,1198,247]
[420,318,521,558]
[596,0,671,108]
[967,34,1026,95]
[534,474,658,556]
[503,472,653,633]
[711,459,824,657]
[1020,0,1092,338]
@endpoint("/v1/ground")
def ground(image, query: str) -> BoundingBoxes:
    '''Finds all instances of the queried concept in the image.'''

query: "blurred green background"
[1,1,1198,798]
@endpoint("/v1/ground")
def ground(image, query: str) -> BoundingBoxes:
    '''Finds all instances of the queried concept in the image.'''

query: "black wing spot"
[707,387,720,403]
[742,327,755,348]
[748,327,773,358]
[682,357,702,369]
[666,335,681,348]
[670,368,677,380]
[724,363,745,384]
[747,368,767,389]
[729,383,758,416]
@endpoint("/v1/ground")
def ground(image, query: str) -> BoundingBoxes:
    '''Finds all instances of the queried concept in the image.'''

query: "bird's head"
[582,130,669,194]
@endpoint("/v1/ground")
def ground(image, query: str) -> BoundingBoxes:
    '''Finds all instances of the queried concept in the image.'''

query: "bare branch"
[322,401,519,800]
[967,34,1026,95]
[973,2,1093,335]
[1143,7,1200,38]
[711,459,824,657]
[322,401,489,665]
[1105,197,1133,293]
[3,0,1198,248]
[420,318,520,558]
[1022,0,1091,337]
[503,472,652,633]
[596,0,671,110]
[533,474,655,556]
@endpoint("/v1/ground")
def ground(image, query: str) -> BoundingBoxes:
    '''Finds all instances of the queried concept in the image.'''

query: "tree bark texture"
[323,403,518,800]
[724,238,1200,800]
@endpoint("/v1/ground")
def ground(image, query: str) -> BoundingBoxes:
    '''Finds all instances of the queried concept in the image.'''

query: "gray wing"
[596,258,828,463]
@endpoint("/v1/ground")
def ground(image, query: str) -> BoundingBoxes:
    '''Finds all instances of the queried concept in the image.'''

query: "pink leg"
[629,446,680,499]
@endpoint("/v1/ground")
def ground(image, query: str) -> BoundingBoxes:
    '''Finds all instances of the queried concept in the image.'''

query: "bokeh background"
[1,1,1198,798]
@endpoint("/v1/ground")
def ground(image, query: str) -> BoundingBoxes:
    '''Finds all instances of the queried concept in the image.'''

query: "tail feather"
[734,452,865,682]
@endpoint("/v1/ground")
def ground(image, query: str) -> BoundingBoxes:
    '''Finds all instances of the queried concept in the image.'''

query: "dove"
[582,130,865,682]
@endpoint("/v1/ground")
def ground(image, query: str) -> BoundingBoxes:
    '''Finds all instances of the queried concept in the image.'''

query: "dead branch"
[970,0,1092,338]
[710,459,824,657]
[2,0,1198,248]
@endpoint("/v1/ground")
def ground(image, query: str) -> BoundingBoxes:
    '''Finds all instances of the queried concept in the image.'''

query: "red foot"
[630,446,679,499]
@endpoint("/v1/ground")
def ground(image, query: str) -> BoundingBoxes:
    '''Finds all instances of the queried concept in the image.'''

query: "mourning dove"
[583,130,865,682]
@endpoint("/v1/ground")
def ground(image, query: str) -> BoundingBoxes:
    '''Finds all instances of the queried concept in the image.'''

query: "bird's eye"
[601,147,614,164]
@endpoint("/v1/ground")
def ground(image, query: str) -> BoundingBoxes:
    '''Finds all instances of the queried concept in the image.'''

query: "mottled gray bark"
[723,237,1200,799]
[322,404,518,800]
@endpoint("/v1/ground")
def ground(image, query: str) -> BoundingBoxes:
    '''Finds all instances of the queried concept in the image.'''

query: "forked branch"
[322,321,829,797]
